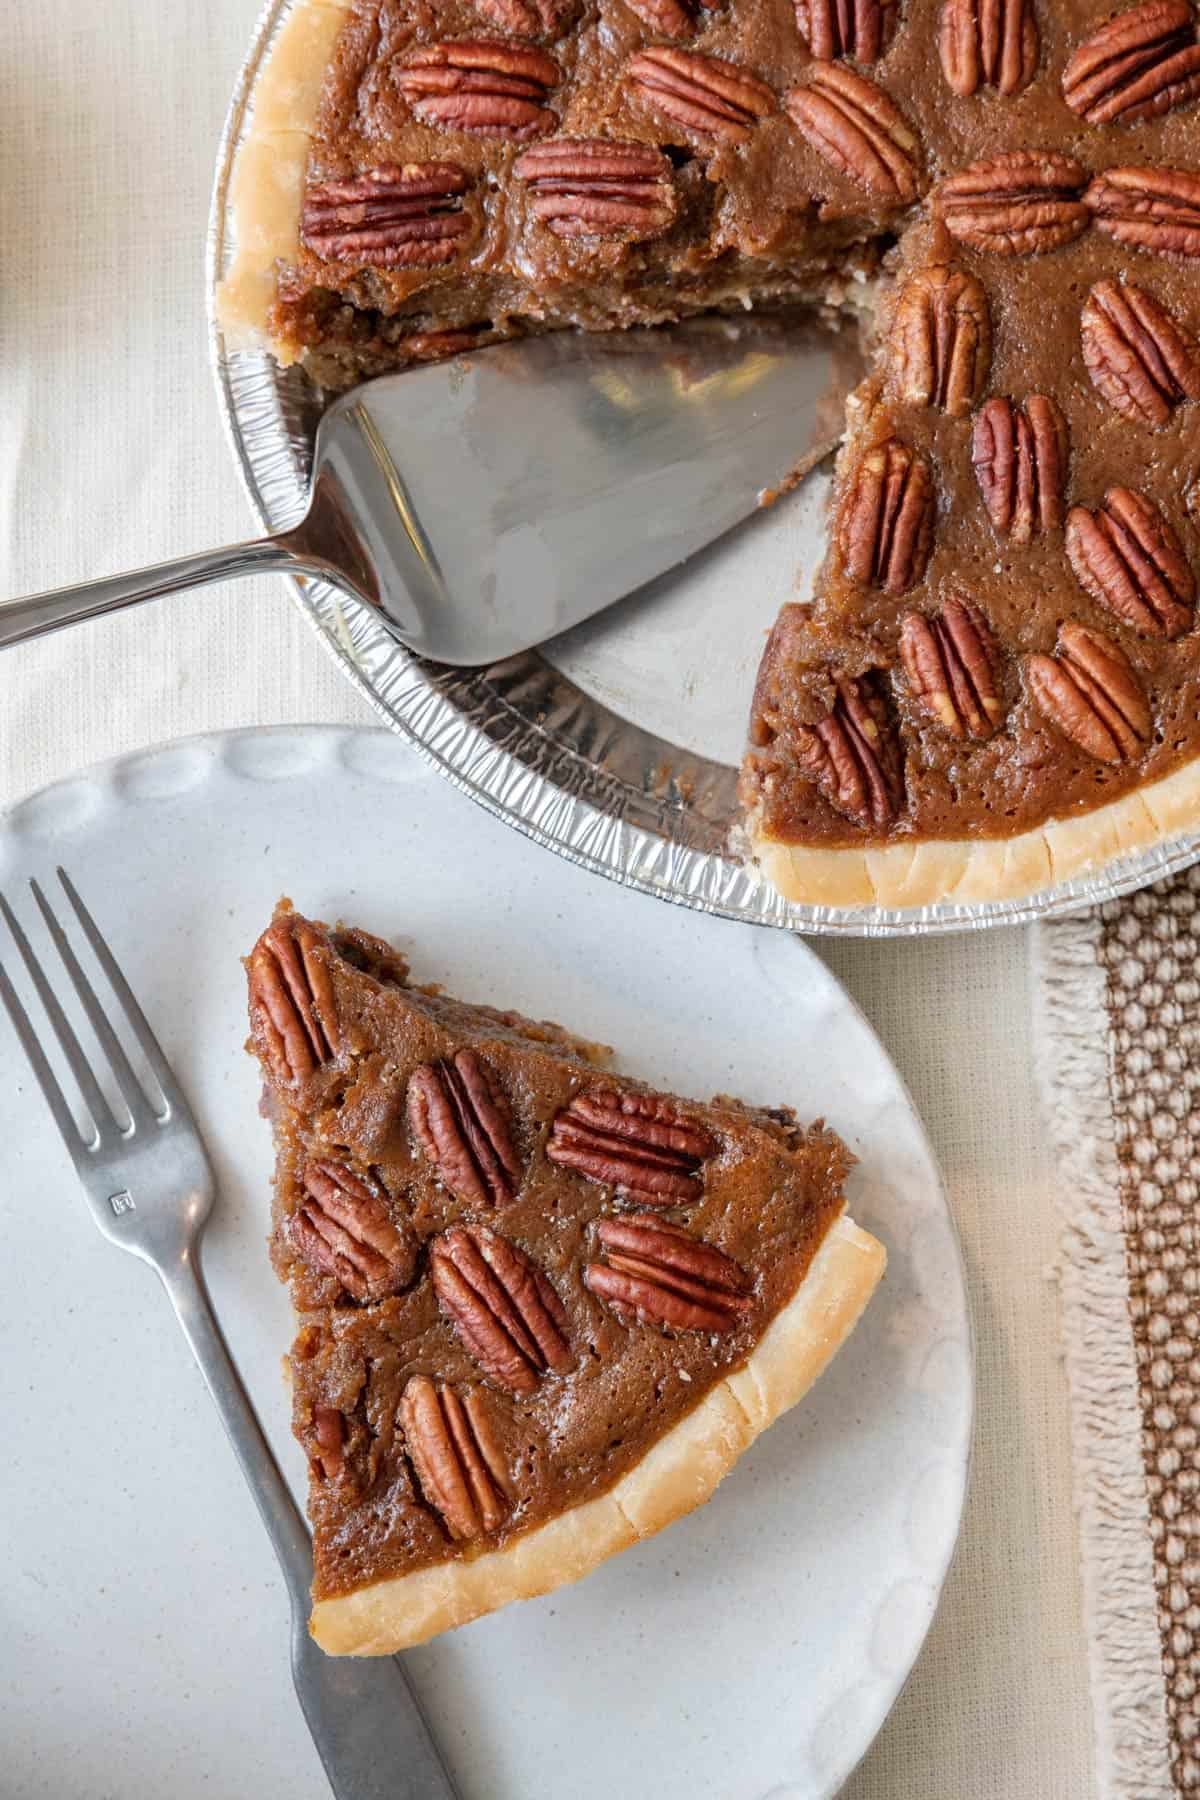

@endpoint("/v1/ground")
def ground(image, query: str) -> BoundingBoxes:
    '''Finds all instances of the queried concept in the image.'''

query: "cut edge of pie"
[313,1208,883,1654]
[217,0,355,359]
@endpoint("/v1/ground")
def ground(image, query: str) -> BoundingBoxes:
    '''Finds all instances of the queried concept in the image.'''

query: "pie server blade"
[0,318,860,666]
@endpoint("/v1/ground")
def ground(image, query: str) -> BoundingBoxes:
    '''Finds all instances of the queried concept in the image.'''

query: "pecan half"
[1081,280,1200,424]
[474,0,578,35]
[1027,622,1152,762]
[248,918,338,1086]
[939,0,1039,95]
[397,41,560,140]
[408,1049,522,1208]
[971,395,1068,544]
[515,139,676,239]
[289,1159,418,1302]
[795,0,897,64]
[585,1215,753,1333]
[545,1089,717,1203]
[625,47,776,141]
[1063,0,1200,123]
[899,597,1004,739]
[624,0,714,38]
[309,1405,346,1482]
[939,152,1089,255]
[838,437,935,593]
[401,1376,513,1540]
[430,1224,572,1394]
[891,265,991,416]
[1086,165,1200,258]
[795,674,906,830]
[300,164,473,269]
[787,66,919,200]
[1066,487,1195,637]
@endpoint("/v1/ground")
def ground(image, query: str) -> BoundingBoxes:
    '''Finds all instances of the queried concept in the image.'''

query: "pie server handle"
[0,533,353,652]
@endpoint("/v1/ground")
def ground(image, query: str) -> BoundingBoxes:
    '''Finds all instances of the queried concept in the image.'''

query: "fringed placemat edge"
[1032,909,1174,1800]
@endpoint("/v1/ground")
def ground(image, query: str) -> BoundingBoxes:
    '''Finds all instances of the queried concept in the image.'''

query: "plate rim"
[0,721,973,1796]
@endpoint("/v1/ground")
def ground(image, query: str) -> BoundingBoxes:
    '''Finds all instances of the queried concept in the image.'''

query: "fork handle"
[160,1253,459,1800]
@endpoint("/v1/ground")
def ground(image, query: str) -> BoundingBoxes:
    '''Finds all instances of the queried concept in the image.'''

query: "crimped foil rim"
[205,0,1200,937]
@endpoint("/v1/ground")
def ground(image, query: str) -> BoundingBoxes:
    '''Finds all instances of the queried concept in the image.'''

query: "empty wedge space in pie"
[245,903,885,1652]
[220,0,1200,911]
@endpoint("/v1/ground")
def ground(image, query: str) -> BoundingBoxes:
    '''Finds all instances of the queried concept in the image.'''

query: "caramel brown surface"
[255,0,1200,882]
[246,903,851,1601]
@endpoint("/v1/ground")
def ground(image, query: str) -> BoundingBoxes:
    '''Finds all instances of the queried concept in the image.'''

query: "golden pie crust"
[218,0,353,354]
[313,1211,884,1653]
[748,756,1200,907]
[244,904,886,1652]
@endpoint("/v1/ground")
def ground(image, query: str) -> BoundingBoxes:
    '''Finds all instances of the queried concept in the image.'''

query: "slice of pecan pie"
[220,0,1200,911]
[245,902,884,1652]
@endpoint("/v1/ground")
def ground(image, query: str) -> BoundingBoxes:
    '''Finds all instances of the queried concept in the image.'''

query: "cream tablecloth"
[2,4,1095,1793]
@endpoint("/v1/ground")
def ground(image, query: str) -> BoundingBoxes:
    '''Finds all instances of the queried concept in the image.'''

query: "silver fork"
[0,869,458,1800]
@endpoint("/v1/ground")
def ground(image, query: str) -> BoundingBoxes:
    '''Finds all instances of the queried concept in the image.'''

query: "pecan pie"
[245,903,884,1651]
[219,0,1200,908]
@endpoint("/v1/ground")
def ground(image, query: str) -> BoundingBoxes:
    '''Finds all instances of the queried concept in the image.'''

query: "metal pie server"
[0,318,857,666]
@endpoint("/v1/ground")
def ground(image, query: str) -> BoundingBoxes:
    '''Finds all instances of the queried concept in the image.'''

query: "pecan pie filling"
[222,0,1200,904]
[245,904,881,1647]
[254,0,902,385]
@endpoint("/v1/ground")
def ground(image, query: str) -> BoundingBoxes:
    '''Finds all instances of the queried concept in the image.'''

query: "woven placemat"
[1034,868,1200,1799]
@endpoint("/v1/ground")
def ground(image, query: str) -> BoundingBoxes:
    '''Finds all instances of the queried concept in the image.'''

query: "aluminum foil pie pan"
[206,0,1200,937]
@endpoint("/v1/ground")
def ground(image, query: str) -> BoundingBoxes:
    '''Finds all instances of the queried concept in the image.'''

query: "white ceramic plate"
[0,727,971,1800]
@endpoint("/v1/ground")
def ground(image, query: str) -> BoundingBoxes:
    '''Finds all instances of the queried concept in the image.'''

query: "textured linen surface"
[2,3,1093,1794]
[1035,874,1200,1799]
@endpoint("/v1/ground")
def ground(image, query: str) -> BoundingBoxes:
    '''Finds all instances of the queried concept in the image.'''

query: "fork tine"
[54,867,187,1118]
[29,877,162,1127]
[0,894,117,1140]
[0,956,95,1153]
